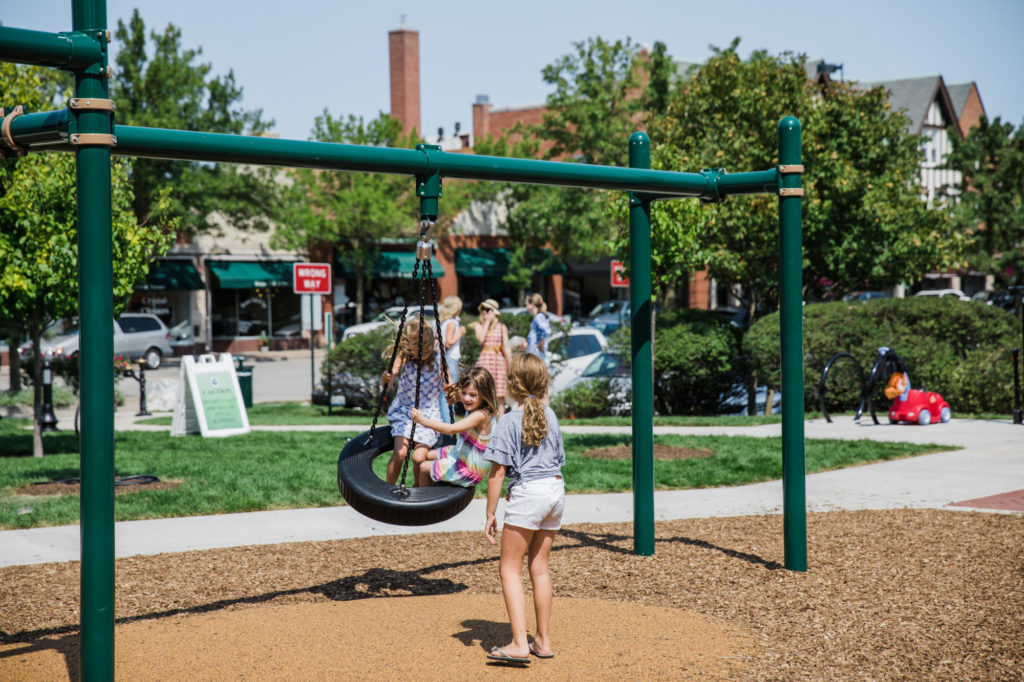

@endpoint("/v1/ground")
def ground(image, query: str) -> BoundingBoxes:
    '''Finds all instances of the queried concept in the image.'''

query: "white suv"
[22,313,174,369]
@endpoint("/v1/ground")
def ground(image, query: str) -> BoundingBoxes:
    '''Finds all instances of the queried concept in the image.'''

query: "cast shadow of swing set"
[0,527,780,678]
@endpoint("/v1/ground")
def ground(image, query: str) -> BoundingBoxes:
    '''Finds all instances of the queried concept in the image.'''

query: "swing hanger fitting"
[0,106,27,158]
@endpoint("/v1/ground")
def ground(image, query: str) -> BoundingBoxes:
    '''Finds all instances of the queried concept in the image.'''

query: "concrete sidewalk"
[2,417,1021,568]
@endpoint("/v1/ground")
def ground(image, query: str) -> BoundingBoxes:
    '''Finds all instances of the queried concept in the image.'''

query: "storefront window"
[211,287,303,338]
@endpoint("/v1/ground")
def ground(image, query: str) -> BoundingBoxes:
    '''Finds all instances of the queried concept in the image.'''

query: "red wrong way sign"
[611,260,629,288]
[293,262,332,294]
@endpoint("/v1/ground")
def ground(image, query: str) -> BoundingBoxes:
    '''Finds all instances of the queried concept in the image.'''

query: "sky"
[4,0,1023,143]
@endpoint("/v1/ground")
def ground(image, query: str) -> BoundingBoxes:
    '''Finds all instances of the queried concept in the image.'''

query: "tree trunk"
[763,387,775,416]
[355,272,366,324]
[745,298,758,417]
[31,331,44,458]
[7,336,21,393]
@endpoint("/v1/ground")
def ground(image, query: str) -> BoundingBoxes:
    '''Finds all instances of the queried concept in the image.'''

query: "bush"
[551,378,620,419]
[321,326,395,408]
[652,309,745,415]
[744,297,1018,413]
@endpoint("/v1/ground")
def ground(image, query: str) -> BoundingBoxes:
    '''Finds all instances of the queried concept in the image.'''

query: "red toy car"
[889,388,952,425]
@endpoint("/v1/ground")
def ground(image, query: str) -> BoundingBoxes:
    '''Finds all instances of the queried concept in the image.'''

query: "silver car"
[22,313,174,369]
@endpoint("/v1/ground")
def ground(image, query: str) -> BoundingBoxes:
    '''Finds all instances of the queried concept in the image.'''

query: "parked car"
[841,291,889,302]
[547,326,609,395]
[720,384,782,416]
[913,288,970,301]
[19,313,173,369]
[341,305,435,341]
[973,288,1017,312]
[560,351,632,414]
[581,300,630,335]
[169,320,195,349]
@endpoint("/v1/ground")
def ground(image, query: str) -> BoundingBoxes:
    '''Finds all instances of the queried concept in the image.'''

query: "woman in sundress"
[471,298,511,415]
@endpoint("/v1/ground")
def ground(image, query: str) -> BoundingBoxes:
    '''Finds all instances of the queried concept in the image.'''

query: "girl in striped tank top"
[411,366,499,487]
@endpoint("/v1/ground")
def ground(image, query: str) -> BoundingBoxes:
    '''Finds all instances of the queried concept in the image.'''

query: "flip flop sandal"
[487,647,530,664]
[529,643,554,659]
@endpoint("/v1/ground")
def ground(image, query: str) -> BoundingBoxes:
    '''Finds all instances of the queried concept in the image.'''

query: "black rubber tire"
[337,426,473,526]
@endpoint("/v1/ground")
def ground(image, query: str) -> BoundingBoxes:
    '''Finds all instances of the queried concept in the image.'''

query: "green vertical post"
[72,0,116,678]
[628,132,655,556]
[778,117,807,571]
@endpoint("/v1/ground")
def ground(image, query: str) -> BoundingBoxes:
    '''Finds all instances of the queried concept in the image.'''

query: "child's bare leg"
[412,443,431,486]
[496,524,533,658]
[527,529,557,656]
[386,436,410,484]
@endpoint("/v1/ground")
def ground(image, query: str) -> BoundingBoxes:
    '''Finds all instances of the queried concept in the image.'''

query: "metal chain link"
[365,258,421,446]
[425,255,456,423]
[396,254,431,491]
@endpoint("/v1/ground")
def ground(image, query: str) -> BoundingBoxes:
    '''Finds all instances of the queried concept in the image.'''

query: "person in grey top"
[483,353,565,665]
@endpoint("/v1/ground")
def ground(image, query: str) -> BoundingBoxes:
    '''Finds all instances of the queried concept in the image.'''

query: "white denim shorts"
[502,476,565,531]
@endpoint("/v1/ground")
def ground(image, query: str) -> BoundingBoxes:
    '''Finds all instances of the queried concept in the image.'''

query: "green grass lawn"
[0,426,956,530]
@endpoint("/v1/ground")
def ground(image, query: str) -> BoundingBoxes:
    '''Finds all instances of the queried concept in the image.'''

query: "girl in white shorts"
[483,353,565,665]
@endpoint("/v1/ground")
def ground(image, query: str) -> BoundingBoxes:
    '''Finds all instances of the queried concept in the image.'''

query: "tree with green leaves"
[271,112,417,323]
[1,65,175,456]
[113,9,276,234]
[646,38,967,317]
[944,115,1024,287]
[478,37,651,293]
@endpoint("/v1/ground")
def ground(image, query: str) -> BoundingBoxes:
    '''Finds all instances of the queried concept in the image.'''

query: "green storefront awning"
[455,248,565,277]
[136,259,204,291]
[336,251,445,279]
[208,260,294,288]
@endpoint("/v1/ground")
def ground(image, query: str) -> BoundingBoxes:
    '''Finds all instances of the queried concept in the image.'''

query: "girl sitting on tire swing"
[410,366,499,487]
[382,319,445,487]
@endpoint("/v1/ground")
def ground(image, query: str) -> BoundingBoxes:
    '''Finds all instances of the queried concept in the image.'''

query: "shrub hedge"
[743,297,1019,414]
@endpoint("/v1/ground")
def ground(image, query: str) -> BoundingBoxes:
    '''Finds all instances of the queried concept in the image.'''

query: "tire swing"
[337,222,474,526]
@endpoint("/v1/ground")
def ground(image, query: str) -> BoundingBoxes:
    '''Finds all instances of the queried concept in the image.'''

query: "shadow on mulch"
[0,528,779,647]
[0,632,79,682]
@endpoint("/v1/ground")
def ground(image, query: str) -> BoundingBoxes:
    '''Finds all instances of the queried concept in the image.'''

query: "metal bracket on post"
[70,133,117,147]
[699,167,727,204]
[69,97,116,113]
[778,164,805,197]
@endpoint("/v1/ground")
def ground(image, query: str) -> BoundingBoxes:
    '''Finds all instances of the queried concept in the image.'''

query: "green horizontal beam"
[0,27,103,69]
[4,111,782,198]
[4,107,71,149]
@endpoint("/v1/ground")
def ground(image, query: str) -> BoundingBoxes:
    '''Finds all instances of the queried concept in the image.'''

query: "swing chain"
[425,255,456,423]
[396,255,431,491]
[365,259,422,446]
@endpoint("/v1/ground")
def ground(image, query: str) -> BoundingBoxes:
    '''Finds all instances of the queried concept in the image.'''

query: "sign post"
[293,263,332,397]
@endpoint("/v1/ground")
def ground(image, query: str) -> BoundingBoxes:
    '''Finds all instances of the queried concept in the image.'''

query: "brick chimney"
[388,24,420,137]
[472,94,492,143]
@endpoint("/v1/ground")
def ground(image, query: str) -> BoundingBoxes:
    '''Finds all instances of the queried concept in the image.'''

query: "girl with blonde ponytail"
[481,352,566,664]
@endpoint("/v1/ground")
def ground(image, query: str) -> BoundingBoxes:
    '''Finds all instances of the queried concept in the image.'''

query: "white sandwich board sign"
[171,353,250,437]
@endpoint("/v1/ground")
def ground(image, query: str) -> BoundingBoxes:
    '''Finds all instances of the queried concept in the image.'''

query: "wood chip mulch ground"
[0,509,1021,680]
[13,480,182,497]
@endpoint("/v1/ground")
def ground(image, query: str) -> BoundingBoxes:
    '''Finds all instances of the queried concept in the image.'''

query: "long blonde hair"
[526,293,547,315]
[439,295,463,322]
[507,353,548,446]
[396,318,436,366]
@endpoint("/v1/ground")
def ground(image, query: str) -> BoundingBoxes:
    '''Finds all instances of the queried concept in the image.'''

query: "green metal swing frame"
[0,2,807,678]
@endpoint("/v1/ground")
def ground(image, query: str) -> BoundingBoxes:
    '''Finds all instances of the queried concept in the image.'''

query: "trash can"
[233,355,254,408]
